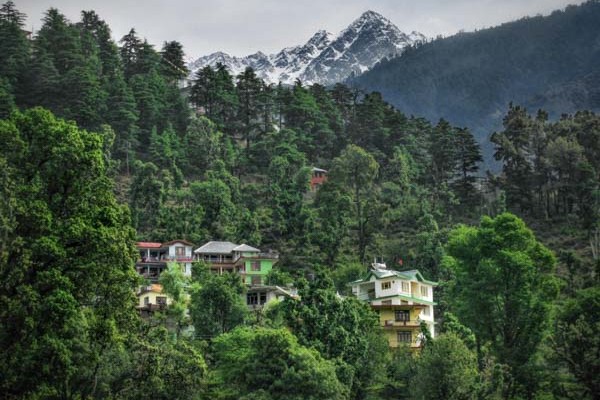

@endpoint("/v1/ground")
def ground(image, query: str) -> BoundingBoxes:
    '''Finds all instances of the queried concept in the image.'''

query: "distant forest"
[351,0,600,163]
[0,1,598,399]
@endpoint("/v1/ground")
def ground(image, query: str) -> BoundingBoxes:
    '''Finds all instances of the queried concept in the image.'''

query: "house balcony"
[163,256,194,262]
[198,255,240,264]
[137,303,167,312]
[138,256,165,263]
[357,292,375,301]
[383,319,421,328]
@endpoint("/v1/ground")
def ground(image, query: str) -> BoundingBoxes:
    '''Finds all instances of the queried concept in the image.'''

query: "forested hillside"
[351,0,600,162]
[0,2,598,399]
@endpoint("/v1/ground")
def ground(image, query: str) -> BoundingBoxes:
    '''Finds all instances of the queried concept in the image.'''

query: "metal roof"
[233,243,260,252]
[194,241,239,254]
[162,239,194,247]
[349,268,438,286]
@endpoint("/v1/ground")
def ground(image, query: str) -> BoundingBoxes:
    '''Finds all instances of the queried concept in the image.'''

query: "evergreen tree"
[236,67,263,149]
[0,1,29,101]
[160,40,189,82]
[452,127,482,208]
[0,108,139,398]
[329,144,382,264]
[491,105,535,213]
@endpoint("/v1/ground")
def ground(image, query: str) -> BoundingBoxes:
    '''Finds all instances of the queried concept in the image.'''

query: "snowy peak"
[307,29,334,49]
[188,11,425,85]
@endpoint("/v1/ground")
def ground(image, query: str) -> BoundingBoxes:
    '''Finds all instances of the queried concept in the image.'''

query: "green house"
[194,241,279,286]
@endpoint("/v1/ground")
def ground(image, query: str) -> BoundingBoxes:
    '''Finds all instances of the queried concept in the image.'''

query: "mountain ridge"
[349,1,600,163]
[188,10,426,85]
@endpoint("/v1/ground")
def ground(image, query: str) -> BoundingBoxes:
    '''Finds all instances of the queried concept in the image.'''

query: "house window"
[382,300,392,305]
[397,331,412,344]
[395,310,410,322]
[382,281,391,290]
[401,281,409,292]
[156,296,167,305]
[144,296,149,305]
[251,276,262,285]
[420,286,429,297]
[422,306,430,316]
[247,293,258,305]
[175,246,185,256]
[260,293,267,305]
[251,261,261,271]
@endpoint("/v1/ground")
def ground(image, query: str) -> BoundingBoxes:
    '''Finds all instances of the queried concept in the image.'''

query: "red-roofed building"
[136,240,194,282]
[310,167,327,191]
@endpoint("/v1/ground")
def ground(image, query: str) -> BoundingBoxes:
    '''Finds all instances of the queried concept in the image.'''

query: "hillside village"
[135,239,437,348]
[1,1,598,398]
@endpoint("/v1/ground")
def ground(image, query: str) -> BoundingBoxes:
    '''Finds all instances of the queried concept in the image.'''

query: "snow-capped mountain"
[187,11,426,85]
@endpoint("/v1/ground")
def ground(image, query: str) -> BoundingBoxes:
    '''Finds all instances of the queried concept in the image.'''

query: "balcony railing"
[139,256,193,263]
[383,319,421,328]
[357,292,374,301]
[163,256,194,262]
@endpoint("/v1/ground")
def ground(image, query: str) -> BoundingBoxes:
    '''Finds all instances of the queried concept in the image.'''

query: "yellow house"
[137,284,172,316]
[350,265,437,349]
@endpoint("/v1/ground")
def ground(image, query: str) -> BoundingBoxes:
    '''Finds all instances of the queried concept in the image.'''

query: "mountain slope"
[350,1,600,158]
[188,11,425,85]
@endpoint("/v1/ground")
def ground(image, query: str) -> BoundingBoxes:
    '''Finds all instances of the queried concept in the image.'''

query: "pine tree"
[0,1,29,101]
[160,40,188,82]
[236,67,263,149]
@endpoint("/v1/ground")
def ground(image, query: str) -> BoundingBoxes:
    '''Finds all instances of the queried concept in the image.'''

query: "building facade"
[136,240,195,282]
[136,284,172,317]
[193,241,279,286]
[350,264,437,349]
[310,167,327,191]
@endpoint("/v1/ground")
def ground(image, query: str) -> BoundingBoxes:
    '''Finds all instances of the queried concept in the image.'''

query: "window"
[260,293,267,305]
[381,281,391,290]
[420,286,429,297]
[175,246,185,256]
[251,261,261,271]
[144,296,149,305]
[251,275,262,285]
[401,281,409,292]
[422,306,430,316]
[395,310,410,322]
[156,296,167,305]
[247,293,258,305]
[397,331,412,343]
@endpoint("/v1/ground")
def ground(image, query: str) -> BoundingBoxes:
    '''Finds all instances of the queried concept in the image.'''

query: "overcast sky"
[17,0,585,61]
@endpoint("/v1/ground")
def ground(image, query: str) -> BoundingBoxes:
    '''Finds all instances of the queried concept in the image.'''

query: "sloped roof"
[349,268,438,286]
[162,239,194,247]
[233,243,260,252]
[137,242,162,248]
[372,293,436,306]
[194,241,239,254]
[312,167,327,173]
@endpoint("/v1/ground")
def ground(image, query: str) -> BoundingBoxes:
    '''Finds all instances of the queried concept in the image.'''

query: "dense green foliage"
[352,1,600,162]
[0,108,139,398]
[0,2,598,399]
[410,334,479,400]
[444,213,559,398]
[209,327,348,400]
